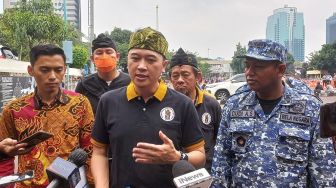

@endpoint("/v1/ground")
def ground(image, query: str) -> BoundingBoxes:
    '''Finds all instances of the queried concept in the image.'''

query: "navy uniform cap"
[238,39,288,63]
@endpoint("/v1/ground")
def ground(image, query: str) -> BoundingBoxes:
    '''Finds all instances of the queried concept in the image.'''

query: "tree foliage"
[285,53,295,75]
[71,45,89,69]
[199,61,211,77]
[301,62,309,78]
[0,0,81,61]
[308,42,336,74]
[231,43,247,74]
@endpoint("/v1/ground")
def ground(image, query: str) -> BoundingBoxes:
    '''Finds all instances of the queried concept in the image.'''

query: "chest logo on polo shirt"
[202,112,212,125]
[160,107,175,121]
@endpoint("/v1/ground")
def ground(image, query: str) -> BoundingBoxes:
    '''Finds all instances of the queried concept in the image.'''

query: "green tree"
[71,45,89,69]
[105,27,133,72]
[199,61,211,77]
[301,62,309,78]
[230,43,247,74]
[309,42,336,74]
[285,53,295,75]
[0,0,81,61]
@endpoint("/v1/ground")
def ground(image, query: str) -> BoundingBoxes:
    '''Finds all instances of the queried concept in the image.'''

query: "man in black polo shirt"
[91,27,205,188]
[75,34,130,114]
[169,48,221,172]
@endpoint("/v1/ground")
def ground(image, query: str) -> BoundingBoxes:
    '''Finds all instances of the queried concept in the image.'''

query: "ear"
[127,57,131,71]
[278,64,286,77]
[116,52,121,61]
[90,55,94,62]
[162,60,169,73]
[27,65,33,76]
[196,71,203,84]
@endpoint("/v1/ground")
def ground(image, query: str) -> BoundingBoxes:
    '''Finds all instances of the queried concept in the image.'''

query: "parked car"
[205,73,246,102]
[0,45,18,60]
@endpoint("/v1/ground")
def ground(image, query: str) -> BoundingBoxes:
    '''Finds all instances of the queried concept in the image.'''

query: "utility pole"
[88,0,95,73]
[63,0,70,89]
[156,5,159,30]
[63,0,67,23]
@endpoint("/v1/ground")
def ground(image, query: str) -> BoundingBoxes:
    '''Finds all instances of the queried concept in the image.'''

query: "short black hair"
[92,33,117,52]
[30,44,66,66]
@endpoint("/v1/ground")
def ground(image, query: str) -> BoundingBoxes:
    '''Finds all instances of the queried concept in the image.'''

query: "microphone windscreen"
[172,160,196,178]
[68,148,88,167]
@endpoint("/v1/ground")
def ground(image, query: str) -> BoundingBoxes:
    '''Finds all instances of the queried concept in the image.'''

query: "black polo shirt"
[91,81,205,188]
[75,71,131,114]
[194,88,221,172]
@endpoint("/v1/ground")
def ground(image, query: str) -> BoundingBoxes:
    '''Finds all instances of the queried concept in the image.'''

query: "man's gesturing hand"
[132,131,181,164]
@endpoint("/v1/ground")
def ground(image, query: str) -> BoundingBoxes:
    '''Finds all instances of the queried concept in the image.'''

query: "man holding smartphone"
[0,44,94,188]
[0,137,28,188]
[0,138,28,157]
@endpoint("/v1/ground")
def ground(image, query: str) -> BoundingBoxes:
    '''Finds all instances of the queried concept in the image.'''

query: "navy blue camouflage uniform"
[211,86,336,187]
[212,39,336,187]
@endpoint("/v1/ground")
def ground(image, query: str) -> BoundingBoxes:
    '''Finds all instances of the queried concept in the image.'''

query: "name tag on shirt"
[231,110,255,118]
[280,112,311,126]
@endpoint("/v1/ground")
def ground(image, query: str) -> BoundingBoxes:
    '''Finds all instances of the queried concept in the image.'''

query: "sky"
[2,1,335,61]
[0,1,2,14]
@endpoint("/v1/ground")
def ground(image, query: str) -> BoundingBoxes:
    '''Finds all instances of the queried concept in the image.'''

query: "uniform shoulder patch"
[289,100,306,114]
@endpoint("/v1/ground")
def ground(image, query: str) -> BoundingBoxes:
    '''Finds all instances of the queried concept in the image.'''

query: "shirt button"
[138,97,141,100]
[143,108,146,111]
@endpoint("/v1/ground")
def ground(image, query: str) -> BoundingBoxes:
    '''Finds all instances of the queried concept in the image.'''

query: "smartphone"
[0,170,34,186]
[18,131,53,147]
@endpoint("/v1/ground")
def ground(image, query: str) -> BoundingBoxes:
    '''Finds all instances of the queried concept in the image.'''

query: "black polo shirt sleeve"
[182,101,205,152]
[91,96,109,147]
[75,81,84,94]
[213,99,222,137]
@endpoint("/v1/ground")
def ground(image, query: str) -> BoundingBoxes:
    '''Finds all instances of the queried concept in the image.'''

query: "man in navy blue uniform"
[212,39,336,187]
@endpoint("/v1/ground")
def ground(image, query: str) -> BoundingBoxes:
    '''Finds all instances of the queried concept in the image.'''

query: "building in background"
[266,5,305,62]
[326,13,336,44]
[3,0,15,9]
[200,60,233,83]
[3,0,81,31]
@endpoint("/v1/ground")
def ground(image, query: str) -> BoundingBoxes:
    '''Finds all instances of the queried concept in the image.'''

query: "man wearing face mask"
[75,34,131,114]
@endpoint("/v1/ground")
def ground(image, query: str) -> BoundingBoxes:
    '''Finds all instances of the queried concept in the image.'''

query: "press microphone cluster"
[172,160,213,188]
[0,170,34,186]
[46,148,88,188]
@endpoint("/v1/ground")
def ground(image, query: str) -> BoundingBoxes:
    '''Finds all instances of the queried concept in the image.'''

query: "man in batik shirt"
[0,44,94,187]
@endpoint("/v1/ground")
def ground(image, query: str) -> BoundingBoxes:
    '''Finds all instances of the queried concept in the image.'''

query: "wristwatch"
[179,151,188,161]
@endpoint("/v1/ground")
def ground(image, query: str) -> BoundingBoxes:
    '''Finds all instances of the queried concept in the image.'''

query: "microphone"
[0,170,34,186]
[46,148,88,188]
[172,161,213,188]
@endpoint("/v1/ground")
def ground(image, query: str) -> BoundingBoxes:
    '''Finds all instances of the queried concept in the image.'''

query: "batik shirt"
[0,89,94,187]
[212,85,336,187]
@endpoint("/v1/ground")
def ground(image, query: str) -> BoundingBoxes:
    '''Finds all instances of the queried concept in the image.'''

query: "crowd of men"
[0,27,335,188]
